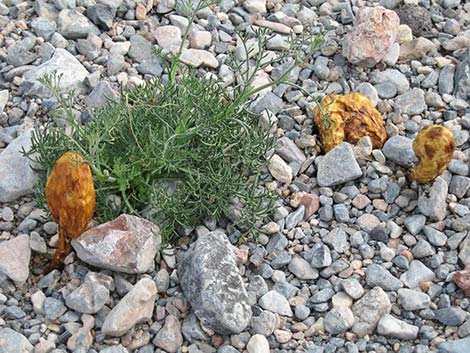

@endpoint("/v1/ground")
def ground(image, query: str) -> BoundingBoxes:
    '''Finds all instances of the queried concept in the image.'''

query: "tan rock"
[153,315,183,353]
[399,37,435,60]
[342,6,399,67]
[101,278,157,336]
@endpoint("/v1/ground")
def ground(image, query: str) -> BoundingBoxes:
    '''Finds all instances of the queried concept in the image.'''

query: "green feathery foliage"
[24,0,324,244]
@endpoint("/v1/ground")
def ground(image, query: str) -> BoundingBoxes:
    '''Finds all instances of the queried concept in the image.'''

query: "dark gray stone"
[86,3,116,30]
[178,231,252,334]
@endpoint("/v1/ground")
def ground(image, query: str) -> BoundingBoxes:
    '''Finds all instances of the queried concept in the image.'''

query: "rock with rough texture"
[352,287,391,337]
[153,315,183,353]
[342,6,399,67]
[366,264,403,291]
[397,288,431,311]
[394,88,426,115]
[67,314,94,351]
[399,37,435,60]
[101,278,157,336]
[85,81,119,109]
[454,50,470,101]
[377,314,419,340]
[382,136,417,167]
[288,255,318,280]
[400,260,436,288]
[0,129,38,203]
[72,214,160,274]
[65,273,110,314]
[22,49,89,97]
[178,231,252,334]
[0,328,33,353]
[0,234,31,283]
[324,307,354,334]
[317,142,362,187]
[57,9,99,39]
[418,177,448,221]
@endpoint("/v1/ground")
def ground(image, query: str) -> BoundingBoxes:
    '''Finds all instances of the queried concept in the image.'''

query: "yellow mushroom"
[45,151,96,272]
[410,125,456,184]
[313,93,387,153]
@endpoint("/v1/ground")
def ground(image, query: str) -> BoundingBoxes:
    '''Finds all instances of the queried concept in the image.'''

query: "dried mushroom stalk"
[410,125,456,184]
[45,151,96,272]
[313,93,387,153]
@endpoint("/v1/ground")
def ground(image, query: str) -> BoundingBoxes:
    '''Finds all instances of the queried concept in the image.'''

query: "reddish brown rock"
[71,214,160,274]
[342,6,400,67]
[454,265,470,296]
[300,193,320,220]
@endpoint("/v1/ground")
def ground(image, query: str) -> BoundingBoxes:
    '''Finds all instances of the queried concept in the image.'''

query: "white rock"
[0,90,8,113]
[247,334,270,353]
[377,314,419,340]
[31,290,46,314]
[268,154,293,184]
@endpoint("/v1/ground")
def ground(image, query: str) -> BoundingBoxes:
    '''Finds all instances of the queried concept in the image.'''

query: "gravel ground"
[0,0,470,352]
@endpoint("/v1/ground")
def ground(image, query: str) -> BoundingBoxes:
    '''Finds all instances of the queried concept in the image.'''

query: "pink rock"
[71,214,160,274]
[300,193,320,220]
[454,265,470,296]
[342,6,400,67]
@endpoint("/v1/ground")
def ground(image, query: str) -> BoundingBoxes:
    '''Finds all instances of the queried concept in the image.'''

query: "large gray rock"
[366,264,403,291]
[0,328,33,353]
[57,9,99,39]
[0,129,37,203]
[101,278,157,336]
[418,177,448,221]
[394,88,426,115]
[454,50,470,101]
[65,272,111,314]
[22,48,89,98]
[400,260,436,288]
[317,142,362,187]
[0,234,31,283]
[72,214,160,274]
[178,231,252,334]
[382,135,417,167]
[438,337,470,353]
[85,81,119,109]
[352,287,391,337]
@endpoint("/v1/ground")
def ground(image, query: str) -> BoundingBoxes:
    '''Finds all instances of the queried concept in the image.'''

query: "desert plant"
[25,0,324,243]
